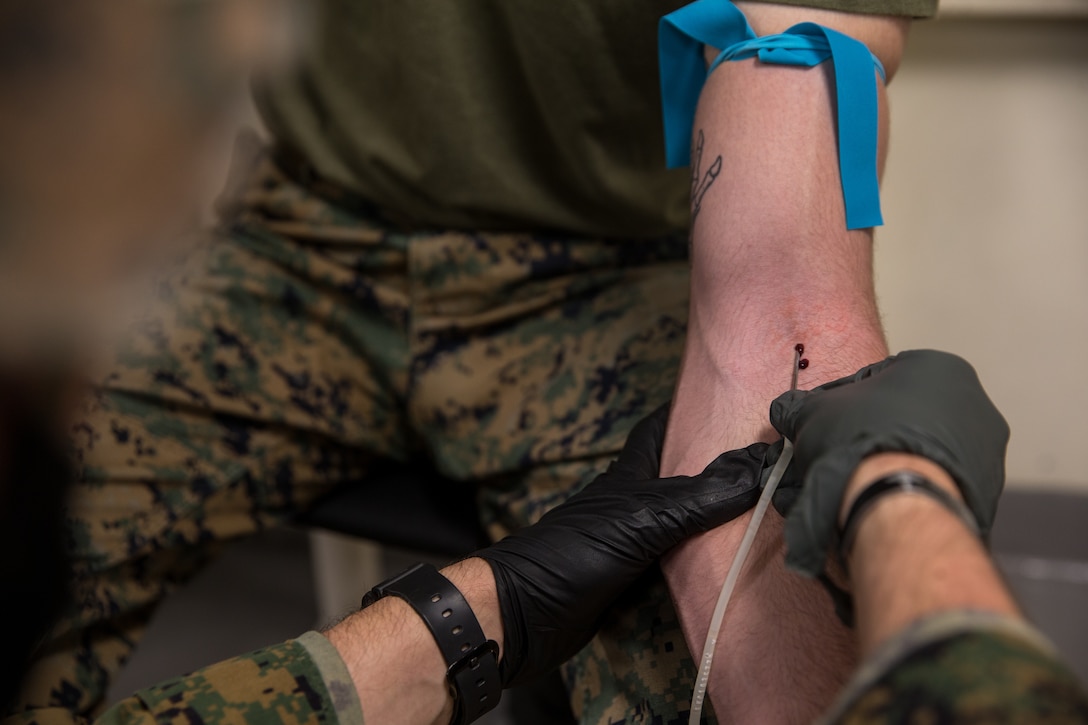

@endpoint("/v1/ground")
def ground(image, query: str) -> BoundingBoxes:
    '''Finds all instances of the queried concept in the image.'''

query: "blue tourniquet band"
[659,0,886,230]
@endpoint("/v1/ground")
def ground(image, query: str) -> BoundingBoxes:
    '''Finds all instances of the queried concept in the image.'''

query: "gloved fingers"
[772,486,801,519]
[761,438,785,480]
[769,354,902,438]
[815,354,900,392]
[774,350,1011,578]
[742,441,771,461]
[783,465,840,577]
[761,437,803,517]
[687,443,767,530]
[768,389,808,439]
[609,402,671,480]
[893,349,975,381]
[837,354,899,386]
[700,442,768,484]
[783,447,868,577]
[770,354,905,439]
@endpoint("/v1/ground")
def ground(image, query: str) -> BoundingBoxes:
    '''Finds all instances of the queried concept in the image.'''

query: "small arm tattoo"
[690,129,722,227]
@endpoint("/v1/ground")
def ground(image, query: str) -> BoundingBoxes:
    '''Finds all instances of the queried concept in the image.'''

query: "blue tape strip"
[659,0,886,229]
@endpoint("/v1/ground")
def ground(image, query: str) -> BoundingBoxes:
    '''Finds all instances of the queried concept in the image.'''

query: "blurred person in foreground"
[0,0,292,709]
[9,1,1072,725]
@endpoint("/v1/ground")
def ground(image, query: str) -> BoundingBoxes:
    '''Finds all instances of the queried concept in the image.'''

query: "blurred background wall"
[877,3,1088,492]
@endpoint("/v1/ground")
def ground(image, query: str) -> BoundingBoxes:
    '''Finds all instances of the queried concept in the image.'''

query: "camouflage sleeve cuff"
[819,611,1088,723]
[297,631,365,725]
[96,634,364,725]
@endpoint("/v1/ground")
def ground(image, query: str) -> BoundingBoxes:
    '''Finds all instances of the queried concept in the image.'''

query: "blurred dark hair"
[0,380,72,713]
[0,0,81,83]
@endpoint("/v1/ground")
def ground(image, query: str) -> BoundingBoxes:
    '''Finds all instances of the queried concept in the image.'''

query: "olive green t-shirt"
[257,0,937,238]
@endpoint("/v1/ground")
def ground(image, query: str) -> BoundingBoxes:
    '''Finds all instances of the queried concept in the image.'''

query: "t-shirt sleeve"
[738,0,938,19]
[95,632,365,725]
[821,611,1088,724]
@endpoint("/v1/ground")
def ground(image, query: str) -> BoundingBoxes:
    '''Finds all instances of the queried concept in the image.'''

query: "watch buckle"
[446,639,499,679]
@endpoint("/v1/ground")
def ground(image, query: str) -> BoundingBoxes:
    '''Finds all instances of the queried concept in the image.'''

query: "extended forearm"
[659,6,908,720]
[663,3,907,472]
[663,30,900,473]
[325,558,502,725]
[842,453,1021,657]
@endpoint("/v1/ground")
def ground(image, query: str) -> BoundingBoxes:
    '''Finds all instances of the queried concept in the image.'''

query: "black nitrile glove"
[766,350,1010,578]
[477,404,766,687]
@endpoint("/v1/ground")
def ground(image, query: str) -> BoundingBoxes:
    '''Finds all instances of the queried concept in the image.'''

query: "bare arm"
[835,455,1088,723]
[841,453,1020,657]
[325,558,503,725]
[323,412,763,724]
[660,4,910,720]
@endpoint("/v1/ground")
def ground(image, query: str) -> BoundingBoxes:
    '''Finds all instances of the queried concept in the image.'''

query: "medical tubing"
[687,439,794,725]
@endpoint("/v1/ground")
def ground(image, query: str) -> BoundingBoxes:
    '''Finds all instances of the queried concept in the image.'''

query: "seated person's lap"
[15,158,701,724]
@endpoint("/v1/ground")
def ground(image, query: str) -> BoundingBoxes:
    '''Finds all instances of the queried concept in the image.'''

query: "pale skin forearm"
[324,558,502,725]
[842,453,1021,657]
[664,3,906,469]
[660,4,908,721]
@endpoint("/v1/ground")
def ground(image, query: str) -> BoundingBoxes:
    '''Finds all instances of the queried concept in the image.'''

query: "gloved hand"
[767,350,1010,577]
[477,403,766,687]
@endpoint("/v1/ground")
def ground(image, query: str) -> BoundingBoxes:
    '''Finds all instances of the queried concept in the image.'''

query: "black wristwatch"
[360,563,502,725]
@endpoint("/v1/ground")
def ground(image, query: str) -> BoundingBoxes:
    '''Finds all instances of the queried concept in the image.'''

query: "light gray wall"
[877,16,1088,491]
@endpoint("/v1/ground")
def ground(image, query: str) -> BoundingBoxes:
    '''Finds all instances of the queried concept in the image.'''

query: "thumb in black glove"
[476,403,766,687]
[765,350,1009,579]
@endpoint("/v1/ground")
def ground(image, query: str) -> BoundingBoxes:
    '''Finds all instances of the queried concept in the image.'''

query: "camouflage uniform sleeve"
[820,611,1088,724]
[96,632,365,725]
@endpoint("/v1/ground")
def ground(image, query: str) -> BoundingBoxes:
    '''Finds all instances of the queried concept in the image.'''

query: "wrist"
[439,558,504,663]
[840,453,961,527]
[326,558,503,725]
[327,594,454,725]
[843,455,1019,655]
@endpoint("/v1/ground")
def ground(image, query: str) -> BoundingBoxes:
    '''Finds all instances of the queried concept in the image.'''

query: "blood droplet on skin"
[795,344,809,370]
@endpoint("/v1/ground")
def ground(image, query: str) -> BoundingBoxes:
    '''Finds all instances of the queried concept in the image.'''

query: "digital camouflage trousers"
[11,151,704,725]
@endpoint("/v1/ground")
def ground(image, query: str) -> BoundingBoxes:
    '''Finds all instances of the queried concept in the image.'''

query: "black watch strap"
[839,470,980,558]
[361,563,501,725]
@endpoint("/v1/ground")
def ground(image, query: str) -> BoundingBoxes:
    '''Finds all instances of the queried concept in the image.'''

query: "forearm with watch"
[769,352,1088,722]
[766,350,1016,652]
[323,406,765,725]
[830,459,1088,725]
[838,453,1019,658]
[326,558,503,725]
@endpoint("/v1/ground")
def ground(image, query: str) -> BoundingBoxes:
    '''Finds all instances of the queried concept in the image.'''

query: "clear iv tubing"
[687,437,794,725]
